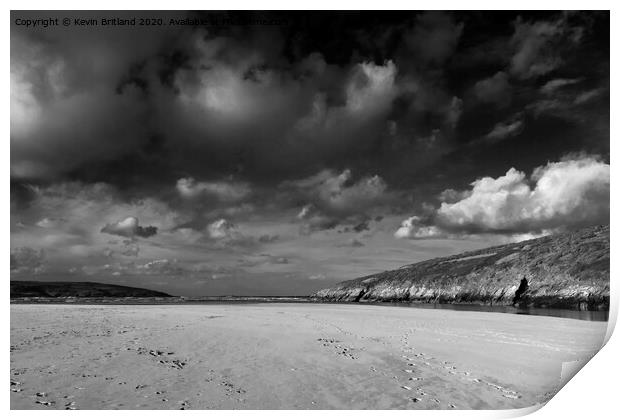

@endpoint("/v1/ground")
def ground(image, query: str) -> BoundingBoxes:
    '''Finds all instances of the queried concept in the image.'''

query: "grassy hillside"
[312,225,609,310]
[10,281,172,299]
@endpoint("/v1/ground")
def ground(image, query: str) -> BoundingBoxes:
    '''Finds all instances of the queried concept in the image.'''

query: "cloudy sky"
[10,11,609,296]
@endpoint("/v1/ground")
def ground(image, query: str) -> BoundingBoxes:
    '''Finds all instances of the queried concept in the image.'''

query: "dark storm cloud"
[11,10,609,247]
[11,11,469,192]
[281,168,394,232]
[473,71,512,107]
[402,12,464,66]
[10,11,186,181]
[509,14,583,80]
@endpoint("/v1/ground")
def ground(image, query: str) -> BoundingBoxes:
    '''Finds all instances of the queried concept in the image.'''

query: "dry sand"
[10,303,606,410]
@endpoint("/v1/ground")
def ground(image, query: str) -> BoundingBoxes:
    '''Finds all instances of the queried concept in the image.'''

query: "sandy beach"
[10,303,606,410]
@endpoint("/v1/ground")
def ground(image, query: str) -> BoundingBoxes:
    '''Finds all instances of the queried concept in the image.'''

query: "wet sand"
[10,303,606,410]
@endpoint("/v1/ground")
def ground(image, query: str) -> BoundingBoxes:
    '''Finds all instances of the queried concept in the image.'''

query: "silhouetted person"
[513,277,528,306]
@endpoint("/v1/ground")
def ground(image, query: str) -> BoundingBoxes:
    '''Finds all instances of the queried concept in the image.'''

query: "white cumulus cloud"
[437,156,609,233]
[394,216,445,239]
[396,156,609,238]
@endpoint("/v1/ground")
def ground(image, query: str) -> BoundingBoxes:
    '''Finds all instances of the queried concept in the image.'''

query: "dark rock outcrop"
[312,225,609,310]
[10,281,172,298]
[512,277,529,306]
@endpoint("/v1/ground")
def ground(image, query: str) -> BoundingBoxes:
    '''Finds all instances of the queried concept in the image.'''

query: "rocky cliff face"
[312,225,609,310]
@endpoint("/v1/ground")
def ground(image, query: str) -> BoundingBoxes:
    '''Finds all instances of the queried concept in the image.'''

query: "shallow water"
[361,301,609,322]
[181,298,610,321]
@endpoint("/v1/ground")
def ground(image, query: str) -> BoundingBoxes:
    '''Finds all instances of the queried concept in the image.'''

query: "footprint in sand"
[486,382,502,390]
[485,381,521,399]
[219,379,247,396]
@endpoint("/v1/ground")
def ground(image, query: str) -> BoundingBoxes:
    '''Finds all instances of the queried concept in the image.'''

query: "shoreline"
[10,297,610,321]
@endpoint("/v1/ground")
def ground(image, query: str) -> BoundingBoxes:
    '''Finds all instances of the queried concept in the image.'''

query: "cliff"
[312,225,609,310]
[10,281,172,299]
